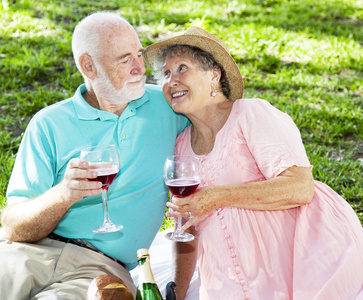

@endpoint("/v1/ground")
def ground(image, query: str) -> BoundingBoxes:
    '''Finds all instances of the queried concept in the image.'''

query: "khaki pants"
[0,229,136,300]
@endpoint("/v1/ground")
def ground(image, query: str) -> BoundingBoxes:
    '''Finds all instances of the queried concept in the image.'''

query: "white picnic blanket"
[130,228,200,299]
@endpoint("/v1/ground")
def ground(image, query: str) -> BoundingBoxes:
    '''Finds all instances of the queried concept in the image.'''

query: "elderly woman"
[144,27,363,300]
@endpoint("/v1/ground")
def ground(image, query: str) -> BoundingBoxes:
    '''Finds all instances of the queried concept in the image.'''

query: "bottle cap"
[137,248,149,259]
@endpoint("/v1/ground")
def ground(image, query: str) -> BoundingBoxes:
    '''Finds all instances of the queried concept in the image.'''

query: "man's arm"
[1,159,102,242]
[171,226,198,300]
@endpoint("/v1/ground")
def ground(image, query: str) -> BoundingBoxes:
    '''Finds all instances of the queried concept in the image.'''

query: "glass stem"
[101,188,110,223]
[175,217,183,234]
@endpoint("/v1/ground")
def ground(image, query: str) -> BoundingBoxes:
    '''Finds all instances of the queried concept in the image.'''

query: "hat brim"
[144,32,244,101]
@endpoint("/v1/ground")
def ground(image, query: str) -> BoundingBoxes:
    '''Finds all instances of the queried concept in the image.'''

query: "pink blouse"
[175,98,363,300]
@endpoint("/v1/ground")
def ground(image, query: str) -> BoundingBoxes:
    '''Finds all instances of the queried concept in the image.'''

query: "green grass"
[0,0,362,226]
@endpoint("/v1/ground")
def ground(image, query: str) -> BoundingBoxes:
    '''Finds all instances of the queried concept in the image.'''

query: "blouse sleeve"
[237,98,312,179]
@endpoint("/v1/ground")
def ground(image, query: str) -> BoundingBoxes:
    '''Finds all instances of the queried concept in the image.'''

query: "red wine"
[166,179,200,197]
[89,167,118,190]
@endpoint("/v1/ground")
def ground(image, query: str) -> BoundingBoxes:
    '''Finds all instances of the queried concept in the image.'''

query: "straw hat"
[143,26,244,101]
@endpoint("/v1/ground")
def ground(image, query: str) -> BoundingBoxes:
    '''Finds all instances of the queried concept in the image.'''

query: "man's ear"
[79,53,97,80]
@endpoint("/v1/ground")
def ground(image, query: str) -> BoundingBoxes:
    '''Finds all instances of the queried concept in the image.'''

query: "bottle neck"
[138,256,156,285]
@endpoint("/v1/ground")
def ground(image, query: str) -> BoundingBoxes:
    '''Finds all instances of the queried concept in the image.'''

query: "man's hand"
[59,158,103,205]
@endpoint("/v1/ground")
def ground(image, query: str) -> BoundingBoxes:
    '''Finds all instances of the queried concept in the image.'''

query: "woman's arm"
[166,166,314,232]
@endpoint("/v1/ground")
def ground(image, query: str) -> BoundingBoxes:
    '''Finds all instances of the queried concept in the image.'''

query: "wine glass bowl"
[164,155,201,242]
[80,145,123,233]
[88,162,119,189]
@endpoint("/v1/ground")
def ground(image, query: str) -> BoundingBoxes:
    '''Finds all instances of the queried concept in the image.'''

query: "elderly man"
[0,12,187,299]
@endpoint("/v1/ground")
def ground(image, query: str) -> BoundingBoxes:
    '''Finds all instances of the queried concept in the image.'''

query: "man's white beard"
[94,64,146,106]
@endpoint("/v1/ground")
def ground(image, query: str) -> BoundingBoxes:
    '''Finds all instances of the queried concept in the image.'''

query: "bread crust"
[86,274,134,300]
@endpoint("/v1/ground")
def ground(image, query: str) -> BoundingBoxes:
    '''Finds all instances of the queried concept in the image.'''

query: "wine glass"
[80,145,123,233]
[164,155,201,242]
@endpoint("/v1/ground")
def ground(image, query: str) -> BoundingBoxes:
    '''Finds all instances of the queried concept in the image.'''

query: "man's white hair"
[71,12,129,86]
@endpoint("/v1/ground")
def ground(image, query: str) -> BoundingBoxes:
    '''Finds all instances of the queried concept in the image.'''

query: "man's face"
[93,24,146,103]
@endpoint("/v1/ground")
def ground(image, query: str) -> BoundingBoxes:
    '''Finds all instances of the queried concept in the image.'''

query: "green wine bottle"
[136,248,163,300]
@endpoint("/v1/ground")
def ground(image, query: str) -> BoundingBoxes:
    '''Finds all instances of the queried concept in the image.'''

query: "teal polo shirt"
[6,84,188,270]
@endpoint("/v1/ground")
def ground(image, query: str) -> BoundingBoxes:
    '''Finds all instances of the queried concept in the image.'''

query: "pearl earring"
[211,86,217,97]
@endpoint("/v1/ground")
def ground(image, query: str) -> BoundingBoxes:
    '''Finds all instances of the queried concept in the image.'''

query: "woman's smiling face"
[161,52,215,115]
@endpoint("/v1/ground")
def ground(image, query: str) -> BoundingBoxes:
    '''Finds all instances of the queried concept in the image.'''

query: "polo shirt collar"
[73,84,149,121]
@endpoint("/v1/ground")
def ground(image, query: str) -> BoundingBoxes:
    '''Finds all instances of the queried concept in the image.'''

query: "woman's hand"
[166,186,222,232]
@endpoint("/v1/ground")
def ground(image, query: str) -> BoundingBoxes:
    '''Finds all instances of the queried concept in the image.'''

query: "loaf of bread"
[86,274,134,300]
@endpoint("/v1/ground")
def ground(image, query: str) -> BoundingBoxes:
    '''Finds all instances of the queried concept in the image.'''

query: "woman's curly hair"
[153,45,231,100]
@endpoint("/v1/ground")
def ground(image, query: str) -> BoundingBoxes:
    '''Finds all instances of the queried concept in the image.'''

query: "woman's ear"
[211,66,222,86]
[79,53,97,80]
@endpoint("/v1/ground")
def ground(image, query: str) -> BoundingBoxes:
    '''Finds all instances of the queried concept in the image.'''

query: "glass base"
[165,231,194,242]
[92,221,123,233]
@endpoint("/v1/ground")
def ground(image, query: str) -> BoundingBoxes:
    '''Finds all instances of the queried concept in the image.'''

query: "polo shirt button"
[121,134,126,138]
[225,234,230,239]
[221,225,227,229]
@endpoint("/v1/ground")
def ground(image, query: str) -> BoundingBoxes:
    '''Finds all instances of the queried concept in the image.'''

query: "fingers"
[180,217,200,232]
[169,195,189,206]
[166,201,185,212]
[165,209,189,219]
[61,158,103,203]
[164,209,198,232]
[66,158,97,180]
[62,177,102,201]
[166,195,194,218]
[166,200,192,218]
[66,178,102,192]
